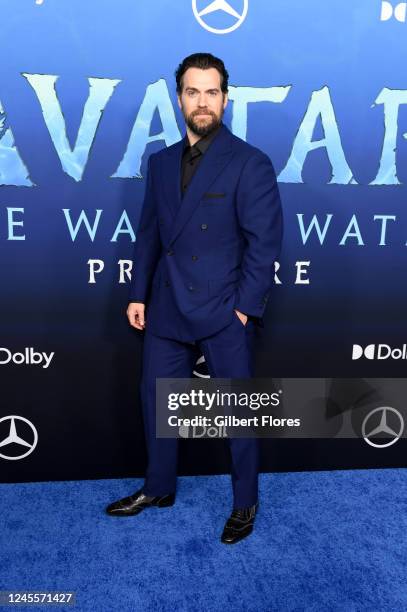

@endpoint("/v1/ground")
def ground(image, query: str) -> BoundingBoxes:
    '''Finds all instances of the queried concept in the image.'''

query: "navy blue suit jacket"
[128,122,283,342]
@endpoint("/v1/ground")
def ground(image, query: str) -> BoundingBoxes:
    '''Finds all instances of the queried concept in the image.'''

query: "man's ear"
[223,93,228,110]
[177,95,182,110]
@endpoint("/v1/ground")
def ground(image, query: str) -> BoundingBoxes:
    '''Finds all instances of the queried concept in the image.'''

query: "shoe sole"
[105,495,175,516]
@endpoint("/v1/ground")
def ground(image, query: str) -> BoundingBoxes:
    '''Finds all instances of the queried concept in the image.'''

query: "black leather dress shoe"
[220,502,258,544]
[105,488,175,516]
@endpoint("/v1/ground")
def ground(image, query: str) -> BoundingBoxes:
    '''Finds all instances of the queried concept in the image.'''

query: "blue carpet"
[1,469,406,612]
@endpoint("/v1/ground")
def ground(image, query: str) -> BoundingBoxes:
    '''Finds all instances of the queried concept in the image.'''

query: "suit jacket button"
[201,224,208,230]
[188,285,194,291]
[167,249,174,256]
[192,255,198,260]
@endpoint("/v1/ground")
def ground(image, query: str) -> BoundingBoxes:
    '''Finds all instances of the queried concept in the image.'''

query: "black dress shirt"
[180,121,223,197]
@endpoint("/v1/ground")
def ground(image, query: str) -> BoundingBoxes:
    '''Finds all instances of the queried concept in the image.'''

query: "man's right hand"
[127,302,145,330]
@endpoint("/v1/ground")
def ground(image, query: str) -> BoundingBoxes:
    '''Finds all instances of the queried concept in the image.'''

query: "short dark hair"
[175,52,229,95]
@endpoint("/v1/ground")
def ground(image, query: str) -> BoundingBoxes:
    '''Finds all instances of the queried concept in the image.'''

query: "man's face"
[177,67,228,137]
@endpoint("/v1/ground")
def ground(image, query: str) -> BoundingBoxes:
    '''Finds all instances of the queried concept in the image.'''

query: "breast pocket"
[201,192,228,206]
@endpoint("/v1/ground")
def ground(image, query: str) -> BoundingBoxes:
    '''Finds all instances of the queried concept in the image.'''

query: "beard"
[184,108,223,137]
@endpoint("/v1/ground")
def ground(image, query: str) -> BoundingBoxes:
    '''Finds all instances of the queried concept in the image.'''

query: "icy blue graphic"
[110,210,135,242]
[0,75,405,187]
[370,88,407,185]
[63,209,103,241]
[0,102,33,186]
[228,85,291,141]
[23,74,120,182]
[113,79,181,179]
[297,214,333,245]
[7,208,25,240]
[339,215,364,246]
[279,87,355,184]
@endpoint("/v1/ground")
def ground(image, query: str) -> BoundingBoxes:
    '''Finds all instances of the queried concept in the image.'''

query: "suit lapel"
[163,123,233,246]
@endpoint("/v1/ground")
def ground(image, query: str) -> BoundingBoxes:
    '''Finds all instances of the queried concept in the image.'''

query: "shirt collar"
[183,121,223,156]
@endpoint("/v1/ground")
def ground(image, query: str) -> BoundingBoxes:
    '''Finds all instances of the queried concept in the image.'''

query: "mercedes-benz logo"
[0,415,38,460]
[192,354,210,378]
[192,0,248,34]
[361,406,404,448]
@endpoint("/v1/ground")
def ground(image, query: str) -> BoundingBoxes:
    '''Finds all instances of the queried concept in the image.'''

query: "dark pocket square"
[202,192,227,199]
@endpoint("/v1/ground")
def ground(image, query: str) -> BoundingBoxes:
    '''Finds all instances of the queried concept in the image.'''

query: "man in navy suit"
[106,53,283,544]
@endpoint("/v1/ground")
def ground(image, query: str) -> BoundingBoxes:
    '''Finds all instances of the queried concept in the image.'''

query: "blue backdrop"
[1,0,406,480]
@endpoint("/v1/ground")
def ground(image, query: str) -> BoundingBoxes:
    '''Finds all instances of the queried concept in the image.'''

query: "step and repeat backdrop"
[1,0,406,482]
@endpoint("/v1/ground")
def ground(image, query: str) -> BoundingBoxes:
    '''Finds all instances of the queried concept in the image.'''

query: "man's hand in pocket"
[234,309,248,326]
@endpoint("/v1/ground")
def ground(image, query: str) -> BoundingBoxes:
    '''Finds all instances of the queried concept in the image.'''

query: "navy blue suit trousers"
[140,312,259,509]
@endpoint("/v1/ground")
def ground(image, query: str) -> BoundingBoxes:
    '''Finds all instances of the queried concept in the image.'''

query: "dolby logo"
[380,2,407,22]
[352,344,407,360]
[0,347,54,369]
